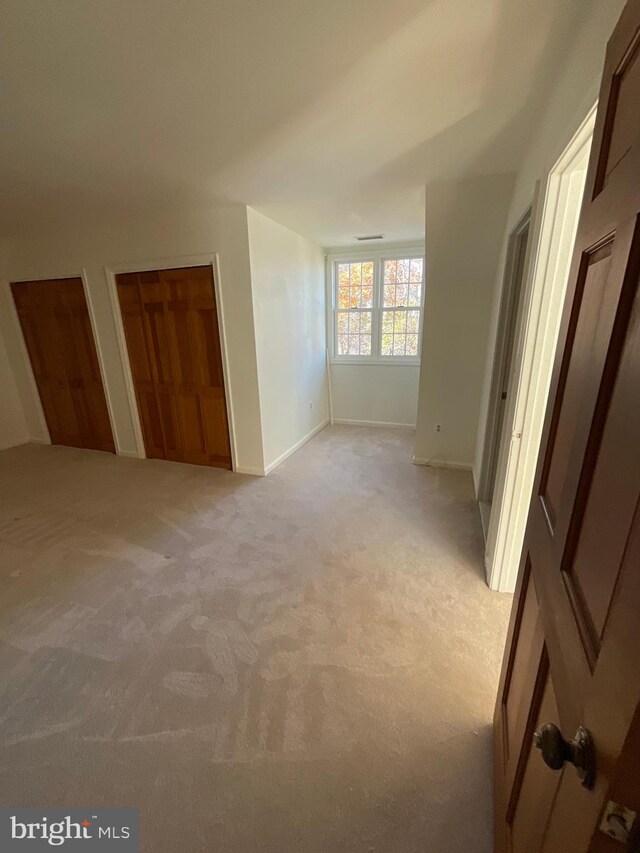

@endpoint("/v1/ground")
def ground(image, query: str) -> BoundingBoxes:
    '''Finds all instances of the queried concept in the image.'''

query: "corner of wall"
[415,173,516,469]
[246,208,329,473]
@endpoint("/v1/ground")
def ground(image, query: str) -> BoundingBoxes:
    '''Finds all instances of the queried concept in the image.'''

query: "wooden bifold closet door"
[11,277,115,453]
[116,265,232,469]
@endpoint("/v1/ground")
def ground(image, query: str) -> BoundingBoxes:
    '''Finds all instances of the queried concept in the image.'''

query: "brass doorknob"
[533,723,596,789]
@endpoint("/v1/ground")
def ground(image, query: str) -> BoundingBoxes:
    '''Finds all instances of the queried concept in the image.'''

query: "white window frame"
[328,246,426,364]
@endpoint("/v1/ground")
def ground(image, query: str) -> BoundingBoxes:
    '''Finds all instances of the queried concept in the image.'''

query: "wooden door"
[493,3,640,851]
[11,278,115,453]
[116,265,232,469]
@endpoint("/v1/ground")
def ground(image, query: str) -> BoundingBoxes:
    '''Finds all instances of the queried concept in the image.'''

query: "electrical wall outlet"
[435,423,442,433]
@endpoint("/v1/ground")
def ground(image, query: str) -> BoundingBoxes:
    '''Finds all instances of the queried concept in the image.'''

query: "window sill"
[330,358,421,366]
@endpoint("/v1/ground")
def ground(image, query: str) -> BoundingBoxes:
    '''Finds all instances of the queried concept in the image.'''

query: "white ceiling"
[1,0,590,247]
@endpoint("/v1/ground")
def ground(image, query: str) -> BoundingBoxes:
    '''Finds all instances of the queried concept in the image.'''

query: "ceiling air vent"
[355,234,384,241]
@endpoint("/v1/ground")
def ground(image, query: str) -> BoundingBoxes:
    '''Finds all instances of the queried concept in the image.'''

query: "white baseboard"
[29,436,51,446]
[412,456,472,471]
[117,449,144,459]
[332,419,416,429]
[0,438,29,451]
[264,419,329,475]
[235,465,266,477]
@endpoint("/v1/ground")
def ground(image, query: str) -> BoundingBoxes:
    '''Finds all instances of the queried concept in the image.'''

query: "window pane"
[408,283,421,307]
[406,310,420,334]
[337,312,349,335]
[396,283,408,306]
[348,313,360,335]
[383,284,396,307]
[384,260,397,284]
[406,334,418,356]
[336,261,373,313]
[359,335,371,355]
[338,334,349,355]
[393,311,407,334]
[397,259,409,283]
[361,312,372,334]
[409,258,423,282]
[393,335,407,356]
[337,261,350,309]
[381,332,393,356]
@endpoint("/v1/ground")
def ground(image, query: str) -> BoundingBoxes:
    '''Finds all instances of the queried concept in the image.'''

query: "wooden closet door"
[115,273,165,460]
[138,270,182,462]
[116,265,232,469]
[11,278,115,453]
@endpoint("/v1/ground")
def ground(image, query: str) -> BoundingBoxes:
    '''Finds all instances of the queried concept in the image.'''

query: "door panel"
[115,265,232,469]
[11,278,115,453]
[116,274,164,459]
[594,30,640,193]
[202,394,231,463]
[540,240,614,530]
[503,566,543,760]
[157,390,182,461]
[143,303,173,386]
[494,564,547,852]
[511,670,562,853]
[569,270,640,641]
[494,3,640,851]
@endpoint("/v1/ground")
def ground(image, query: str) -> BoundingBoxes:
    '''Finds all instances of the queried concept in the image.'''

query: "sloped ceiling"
[1,0,596,245]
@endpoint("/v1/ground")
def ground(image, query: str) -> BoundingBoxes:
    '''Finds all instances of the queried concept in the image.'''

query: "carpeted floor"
[0,426,511,852]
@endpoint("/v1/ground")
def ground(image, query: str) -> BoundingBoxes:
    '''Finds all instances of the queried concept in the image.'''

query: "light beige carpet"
[0,426,511,852]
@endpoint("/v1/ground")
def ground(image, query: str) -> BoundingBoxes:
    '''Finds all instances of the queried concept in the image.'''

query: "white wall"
[414,173,515,468]
[0,236,33,449]
[247,208,329,471]
[473,0,626,490]
[331,364,419,427]
[507,1,627,233]
[0,204,265,473]
[0,326,29,450]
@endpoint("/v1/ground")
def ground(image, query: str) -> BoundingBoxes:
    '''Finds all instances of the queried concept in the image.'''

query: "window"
[332,252,424,361]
